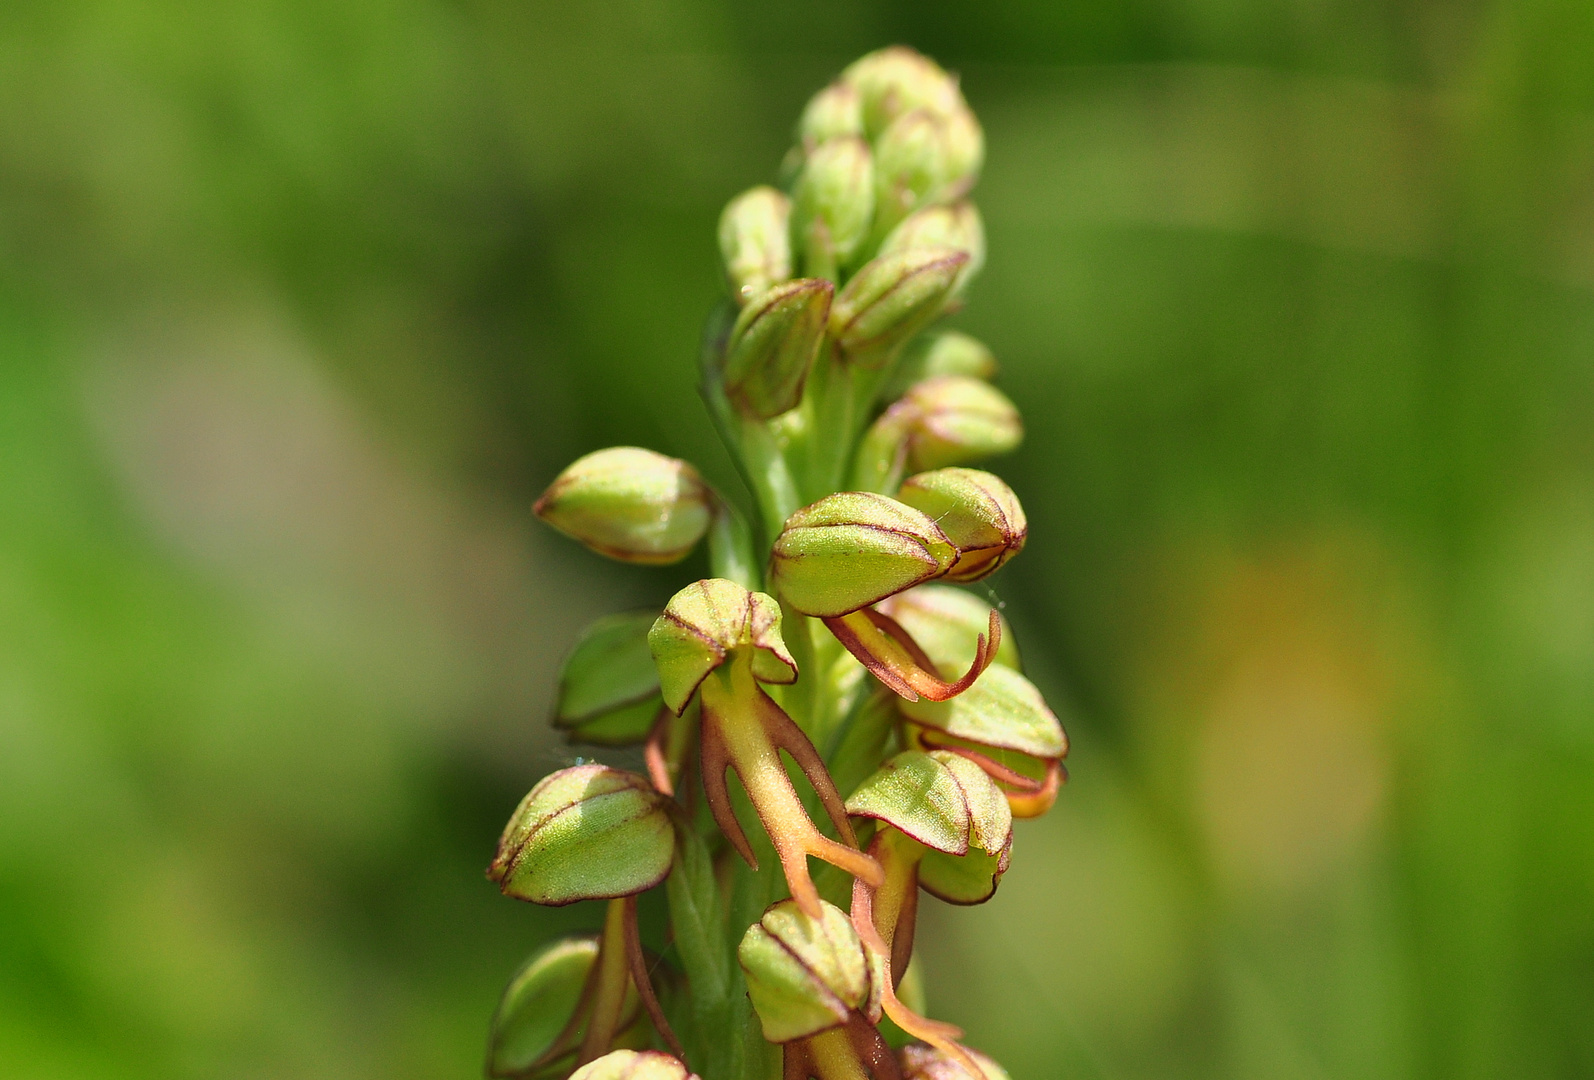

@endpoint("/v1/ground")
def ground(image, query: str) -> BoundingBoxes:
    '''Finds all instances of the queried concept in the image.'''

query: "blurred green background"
[3,1,1593,1078]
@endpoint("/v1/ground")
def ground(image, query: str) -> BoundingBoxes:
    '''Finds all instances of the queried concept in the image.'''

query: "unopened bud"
[896,468,1026,582]
[884,331,998,402]
[876,585,1020,673]
[722,277,832,419]
[649,579,796,714]
[555,612,663,746]
[879,202,985,298]
[901,1043,1011,1080]
[872,109,954,235]
[569,1050,700,1080]
[488,936,634,1079]
[771,492,956,617]
[791,136,875,279]
[535,447,713,565]
[719,186,792,302]
[829,248,968,369]
[841,47,963,137]
[739,899,876,1043]
[899,665,1067,761]
[489,765,674,906]
[940,106,984,198]
[797,80,864,146]
[899,376,1023,470]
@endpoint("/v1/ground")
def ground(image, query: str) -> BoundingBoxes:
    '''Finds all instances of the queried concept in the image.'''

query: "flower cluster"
[487,47,1066,1080]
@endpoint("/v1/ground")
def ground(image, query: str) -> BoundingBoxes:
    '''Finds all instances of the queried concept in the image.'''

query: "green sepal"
[790,136,874,279]
[719,185,792,303]
[876,585,1020,674]
[649,579,796,714]
[845,750,1012,866]
[723,278,833,419]
[555,612,663,745]
[829,248,968,370]
[770,492,955,618]
[840,47,963,138]
[890,331,998,394]
[489,766,674,905]
[738,899,874,1043]
[845,750,969,855]
[534,447,714,565]
[797,80,864,145]
[898,664,1067,759]
[878,201,985,297]
[896,468,1027,583]
[896,375,1024,472]
[486,936,644,1079]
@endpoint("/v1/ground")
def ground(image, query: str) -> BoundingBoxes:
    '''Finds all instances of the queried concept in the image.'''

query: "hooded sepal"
[739,899,876,1044]
[649,579,797,715]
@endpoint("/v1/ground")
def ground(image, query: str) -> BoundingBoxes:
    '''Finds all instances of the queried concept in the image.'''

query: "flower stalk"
[488,46,1068,1080]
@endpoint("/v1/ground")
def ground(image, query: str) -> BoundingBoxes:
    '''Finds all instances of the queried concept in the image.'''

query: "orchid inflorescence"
[486,47,1067,1080]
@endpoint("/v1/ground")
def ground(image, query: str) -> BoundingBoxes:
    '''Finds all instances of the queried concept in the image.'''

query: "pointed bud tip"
[535,447,713,565]
[897,468,1026,582]
[650,579,796,713]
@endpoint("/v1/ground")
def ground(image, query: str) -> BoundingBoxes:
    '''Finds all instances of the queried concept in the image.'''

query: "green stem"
[577,898,631,1065]
[709,498,759,590]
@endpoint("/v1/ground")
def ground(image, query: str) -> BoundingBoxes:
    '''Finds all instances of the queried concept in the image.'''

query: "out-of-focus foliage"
[2,2,1592,1079]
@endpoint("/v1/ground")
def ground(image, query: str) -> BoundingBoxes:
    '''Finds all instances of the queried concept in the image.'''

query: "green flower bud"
[841,46,963,138]
[900,1043,1012,1080]
[872,109,954,236]
[649,578,796,714]
[876,585,1020,673]
[738,899,876,1043]
[535,447,713,565]
[879,202,985,298]
[896,468,1027,582]
[489,765,674,906]
[940,105,985,196]
[901,376,1023,470]
[883,331,998,402]
[722,277,833,419]
[829,248,969,369]
[771,492,956,618]
[719,186,792,303]
[899,665,1067,760]
[791,136,875,279]
[569,1050,700,1080]
[797,80,864,146]
[555,612,662,746]
[487,936,641,1079]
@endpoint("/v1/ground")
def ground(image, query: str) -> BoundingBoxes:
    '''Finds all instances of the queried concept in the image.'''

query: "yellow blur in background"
[2,2,1592,1079]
